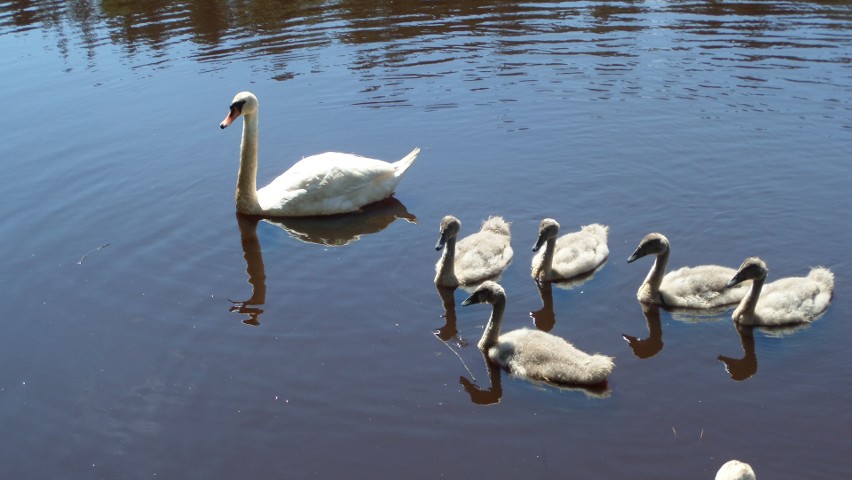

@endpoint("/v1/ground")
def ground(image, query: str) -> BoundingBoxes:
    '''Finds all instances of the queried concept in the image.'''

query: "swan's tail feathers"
[808,267,835,291]
[393,147,421,177]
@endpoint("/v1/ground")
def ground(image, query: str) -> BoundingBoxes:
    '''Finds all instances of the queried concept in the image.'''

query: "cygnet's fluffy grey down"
[531,219,609,282]
[715,459,756,480]
[627,232,748,309]
[461,281,614,386]
[434,215,513,288]
[727,257,834,326]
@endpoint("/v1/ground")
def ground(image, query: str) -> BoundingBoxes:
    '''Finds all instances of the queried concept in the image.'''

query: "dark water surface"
[1,1,850,478]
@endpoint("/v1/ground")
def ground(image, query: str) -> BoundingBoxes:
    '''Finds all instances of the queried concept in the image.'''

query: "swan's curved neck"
[436,237,459,287]
[236,112,262,215]
[734,276,764,321]
[479,297,505,351]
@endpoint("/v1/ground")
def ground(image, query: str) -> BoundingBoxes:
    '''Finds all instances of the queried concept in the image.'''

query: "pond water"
[1,1,850,478]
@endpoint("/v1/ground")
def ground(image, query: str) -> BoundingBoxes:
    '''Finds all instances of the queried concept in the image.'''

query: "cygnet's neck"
[436,236,459,287]
[733,276,765,324]
[536,237,556,279]
[640,249,669,302]
[236,112,262,215]
[479,297,506,351]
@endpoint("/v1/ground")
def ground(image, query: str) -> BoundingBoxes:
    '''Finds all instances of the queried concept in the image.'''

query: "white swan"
[434,215,513,288]
[627,233,748,309]
[531,219,609,282]
[715,460,756,480]
[220,91,420,217]
[461,281,614,386]
[727,257,834,326]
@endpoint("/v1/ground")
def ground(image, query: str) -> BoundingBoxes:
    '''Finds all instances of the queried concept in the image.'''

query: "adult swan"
[220,91,421,217]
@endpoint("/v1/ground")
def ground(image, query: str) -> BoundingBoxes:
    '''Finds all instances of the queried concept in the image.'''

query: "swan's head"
[435,215,461,251]
[461,281,506,306]
[727,257,768,288]
[220,91,259,129]
[627,232,669,263]
[715,459,756,480]
[532,218,560,252]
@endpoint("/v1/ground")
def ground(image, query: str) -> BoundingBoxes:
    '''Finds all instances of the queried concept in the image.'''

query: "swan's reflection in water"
[229,214,267,326]
[718,324,757,381]
[262,196,416,247]
[229,198,415,325]
[622,303,664,359]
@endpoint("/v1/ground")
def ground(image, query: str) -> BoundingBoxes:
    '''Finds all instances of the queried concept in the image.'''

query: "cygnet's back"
[495,329,614,385]
[454,216,513,285]
[661,265,746,308]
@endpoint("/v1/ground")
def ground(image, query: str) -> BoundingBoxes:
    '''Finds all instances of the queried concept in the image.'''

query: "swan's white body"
[715,460,756,480]
[628,233,748,309]
[221,91,420,217]
[462,281,614,386]
[532,219,609,282]
[727,257,834,326]
[435,216,513,288]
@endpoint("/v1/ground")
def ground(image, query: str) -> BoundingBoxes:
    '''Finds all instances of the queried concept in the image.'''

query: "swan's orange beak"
[220,107,241,129]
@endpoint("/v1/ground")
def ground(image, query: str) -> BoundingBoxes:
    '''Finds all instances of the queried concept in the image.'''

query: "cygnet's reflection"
[622,303,664,359]
[229,198,415,325]
[434,285,464,343]
[718,321,815,381]
[718,324,757,381]
[530,281,556,332]
[530,266,601,333]
[459,351,503,406]
[262,196,416,247]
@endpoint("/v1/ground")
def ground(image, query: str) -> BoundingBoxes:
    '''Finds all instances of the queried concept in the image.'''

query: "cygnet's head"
[627,232,670,263]
[715,459,756,480]
[532,218,560,252]
[435,215,461,251]
[461,281,506,306]
[220,91,259,129]
[727,257,768,288]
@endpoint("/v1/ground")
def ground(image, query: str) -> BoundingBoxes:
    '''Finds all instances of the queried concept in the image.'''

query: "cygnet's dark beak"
[627,248,643,263]
[532,233,547,252]
[461,293,478,306]
[725,274,744,288]
[435,231,448,251]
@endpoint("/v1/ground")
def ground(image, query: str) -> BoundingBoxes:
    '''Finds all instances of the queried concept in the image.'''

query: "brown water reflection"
[6,0,849,87]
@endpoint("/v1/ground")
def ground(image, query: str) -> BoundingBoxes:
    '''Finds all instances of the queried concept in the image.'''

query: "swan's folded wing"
[257,153,397,215]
